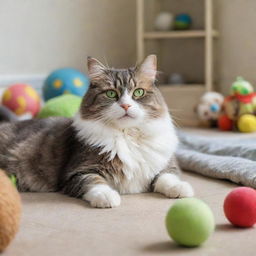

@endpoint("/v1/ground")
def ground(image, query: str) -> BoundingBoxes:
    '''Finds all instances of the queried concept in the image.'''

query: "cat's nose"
[120,104,131,111]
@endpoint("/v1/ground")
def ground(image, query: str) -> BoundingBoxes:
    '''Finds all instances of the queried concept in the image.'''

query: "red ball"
[2,84,41,116]
[224,187,256,227]
[218,114,233,131]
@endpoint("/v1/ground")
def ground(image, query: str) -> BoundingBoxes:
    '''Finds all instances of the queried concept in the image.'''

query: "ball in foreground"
[224,187,256,227]
[2,84,41,116]
[43,68,89,101]
[0,170,21,251]
[165,198,215,247]
[37,94,82,118]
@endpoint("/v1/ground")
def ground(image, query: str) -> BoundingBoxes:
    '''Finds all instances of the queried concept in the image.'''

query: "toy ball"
[224,187,256,227]
[37,94,82,118]
[174,13,192,30]
[237,114,256,133]
[231,77,253,95]
[168,73,185,85]
[218,114,233,131]
[2,84,41,116]
[0,170,21,252]
[43,68,90,101]
[165,198,215,247]
[154,12,174,31]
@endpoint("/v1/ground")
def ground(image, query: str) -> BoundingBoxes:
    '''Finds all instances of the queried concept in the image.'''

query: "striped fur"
[0,55,194,208]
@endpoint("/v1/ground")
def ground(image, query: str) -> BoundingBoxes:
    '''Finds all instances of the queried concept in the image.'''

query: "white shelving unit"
[136,0,218,126]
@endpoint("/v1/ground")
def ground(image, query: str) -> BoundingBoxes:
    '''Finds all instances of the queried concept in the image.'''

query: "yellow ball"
[237,114,256,133]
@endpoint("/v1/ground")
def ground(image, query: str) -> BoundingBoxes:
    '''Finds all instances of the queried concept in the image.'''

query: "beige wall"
[216,0,256,94]
[0,0,136,75]
[1,0,255,96]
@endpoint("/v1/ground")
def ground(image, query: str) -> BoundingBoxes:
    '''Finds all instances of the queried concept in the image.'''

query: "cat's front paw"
[154,173,194,198]
[84,184,121,208]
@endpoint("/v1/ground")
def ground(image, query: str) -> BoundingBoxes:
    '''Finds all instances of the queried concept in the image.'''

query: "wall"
[0,0,136,76]
[216,0,256,94]
[1,0,256,95]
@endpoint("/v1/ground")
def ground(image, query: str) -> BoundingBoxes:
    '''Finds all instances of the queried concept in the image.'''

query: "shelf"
[144,30,219,39]
[158,84,206,92]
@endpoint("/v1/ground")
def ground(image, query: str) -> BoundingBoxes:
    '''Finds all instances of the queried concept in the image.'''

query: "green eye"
[106,90,117,98]
[133,88,145,98]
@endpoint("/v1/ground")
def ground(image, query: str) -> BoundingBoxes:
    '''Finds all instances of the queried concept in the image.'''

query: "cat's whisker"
[103,55,110,69]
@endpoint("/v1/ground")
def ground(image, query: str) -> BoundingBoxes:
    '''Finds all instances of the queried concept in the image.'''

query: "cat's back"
[0,117,72,152]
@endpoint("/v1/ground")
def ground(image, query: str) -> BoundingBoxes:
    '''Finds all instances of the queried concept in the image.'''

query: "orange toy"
[0,170,21,251]
[2,84,41,116]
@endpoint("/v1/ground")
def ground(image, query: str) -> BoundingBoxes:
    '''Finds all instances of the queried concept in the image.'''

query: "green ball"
[38,94,82,118]
[165,198,215,247]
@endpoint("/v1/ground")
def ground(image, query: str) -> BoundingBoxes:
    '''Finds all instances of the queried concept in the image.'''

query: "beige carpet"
[3,171,255,256]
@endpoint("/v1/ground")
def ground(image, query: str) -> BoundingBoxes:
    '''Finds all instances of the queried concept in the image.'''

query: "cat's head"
[79,55,168,129]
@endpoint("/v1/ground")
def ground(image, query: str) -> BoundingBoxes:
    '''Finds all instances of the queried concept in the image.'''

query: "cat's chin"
[114,116,142,129]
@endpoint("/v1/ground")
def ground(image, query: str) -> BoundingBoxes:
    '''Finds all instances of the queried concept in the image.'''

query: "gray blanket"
[176,132,256,188]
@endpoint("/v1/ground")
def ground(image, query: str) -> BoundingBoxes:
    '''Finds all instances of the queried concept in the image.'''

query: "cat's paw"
[164,181,194,198]
[154,173,194,198]
[84,184,121,208]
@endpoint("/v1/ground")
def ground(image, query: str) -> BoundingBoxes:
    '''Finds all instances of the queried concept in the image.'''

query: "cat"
[0,55,194,208]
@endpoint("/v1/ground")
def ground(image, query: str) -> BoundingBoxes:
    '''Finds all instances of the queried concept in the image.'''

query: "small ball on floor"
[165,198,215,247]
[224,187,256,227]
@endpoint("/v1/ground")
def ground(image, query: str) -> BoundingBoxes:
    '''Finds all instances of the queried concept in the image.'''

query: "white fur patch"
[154,173,194,198]
[73,113,178,194]
[84,184,121,208]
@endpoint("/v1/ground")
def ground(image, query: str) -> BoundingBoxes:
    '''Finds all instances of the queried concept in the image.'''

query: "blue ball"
[43,68,90,101]
[174,14,192,30]
[210,103,220,113]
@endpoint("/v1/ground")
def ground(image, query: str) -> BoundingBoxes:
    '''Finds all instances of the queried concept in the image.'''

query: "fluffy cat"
[0,55,194,208]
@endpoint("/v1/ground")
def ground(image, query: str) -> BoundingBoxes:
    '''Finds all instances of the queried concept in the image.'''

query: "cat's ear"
[137,55,157,81]
[87,57,106,80]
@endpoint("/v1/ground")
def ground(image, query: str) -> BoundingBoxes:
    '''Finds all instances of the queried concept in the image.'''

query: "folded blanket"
[176,131,256,188]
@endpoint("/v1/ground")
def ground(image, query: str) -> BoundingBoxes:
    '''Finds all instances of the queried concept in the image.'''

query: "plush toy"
[0,170,21,251]
[43,68,89,101]
[220,77,256,132]
[37,94,82,118]
[174,13,192,30]
[195,92,224,127]
[2,84,41,117]
[154,12,174,31]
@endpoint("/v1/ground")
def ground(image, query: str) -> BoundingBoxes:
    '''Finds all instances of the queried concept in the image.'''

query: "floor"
[2,127,256,256]
[3,170,255,256]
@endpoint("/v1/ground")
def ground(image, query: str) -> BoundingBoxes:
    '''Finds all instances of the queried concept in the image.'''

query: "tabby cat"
[0,55,194,208]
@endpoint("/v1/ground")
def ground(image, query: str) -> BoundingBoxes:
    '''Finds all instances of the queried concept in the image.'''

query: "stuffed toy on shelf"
[195,92,224,128]
[219,77,256,132]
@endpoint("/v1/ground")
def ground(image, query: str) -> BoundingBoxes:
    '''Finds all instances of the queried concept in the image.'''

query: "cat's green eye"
[133,88,145,98]
[106,90,117,99]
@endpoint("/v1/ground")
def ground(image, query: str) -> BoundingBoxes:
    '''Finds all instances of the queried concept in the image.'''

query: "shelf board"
[144,30,219,39]
[158,84,206,92]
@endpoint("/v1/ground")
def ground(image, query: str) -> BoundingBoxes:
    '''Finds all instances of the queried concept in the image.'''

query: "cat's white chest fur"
[73,114,178,194]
